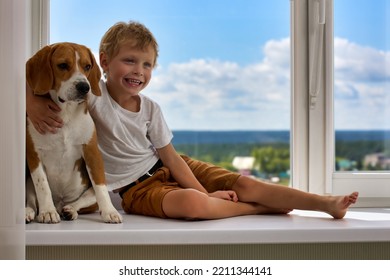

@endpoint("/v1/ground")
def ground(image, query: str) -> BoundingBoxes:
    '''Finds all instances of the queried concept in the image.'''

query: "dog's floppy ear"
[86,48,102,96]
[26,45,56,94]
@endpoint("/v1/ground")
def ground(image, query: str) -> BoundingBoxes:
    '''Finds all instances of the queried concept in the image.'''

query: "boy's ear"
[99,52,109,73]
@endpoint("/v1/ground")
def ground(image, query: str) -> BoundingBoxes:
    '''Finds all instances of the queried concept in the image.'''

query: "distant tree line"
[174,139,389,175]
[174,142,290,175]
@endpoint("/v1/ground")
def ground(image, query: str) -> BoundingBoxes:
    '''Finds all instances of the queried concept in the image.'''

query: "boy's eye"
[124,59,135,64]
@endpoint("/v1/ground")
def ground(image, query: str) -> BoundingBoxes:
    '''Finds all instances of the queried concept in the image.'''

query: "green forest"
[174,139,390,184]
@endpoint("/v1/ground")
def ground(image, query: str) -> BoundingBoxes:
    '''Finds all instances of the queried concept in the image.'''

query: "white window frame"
[0,0,27,260]
[31,0,50,54]
[291,0,333,196]
[291,0,310,192]
[36,0,389,207]
[307,0,390,207]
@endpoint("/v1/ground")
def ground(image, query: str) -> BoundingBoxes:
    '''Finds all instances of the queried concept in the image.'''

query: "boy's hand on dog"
[26,88,63,134]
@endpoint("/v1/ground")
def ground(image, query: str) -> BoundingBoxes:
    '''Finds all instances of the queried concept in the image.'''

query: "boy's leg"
[232,176,358,219]
[162,188,290,220]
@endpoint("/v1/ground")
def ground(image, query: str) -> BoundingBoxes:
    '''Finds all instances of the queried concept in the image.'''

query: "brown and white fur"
[25,42,122,223]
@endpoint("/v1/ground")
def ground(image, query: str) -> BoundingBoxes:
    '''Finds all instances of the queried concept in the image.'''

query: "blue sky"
[50,0,290,66]
[334,0,388,50]
[50,0,389,130]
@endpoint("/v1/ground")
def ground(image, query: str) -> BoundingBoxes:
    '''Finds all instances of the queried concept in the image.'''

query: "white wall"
[0,0,27,259]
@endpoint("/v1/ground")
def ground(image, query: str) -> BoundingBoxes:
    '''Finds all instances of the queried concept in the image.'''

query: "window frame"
[290,0,310,192]
[311,0,390,206]
[37,0,389,206]
[30,0,50,54]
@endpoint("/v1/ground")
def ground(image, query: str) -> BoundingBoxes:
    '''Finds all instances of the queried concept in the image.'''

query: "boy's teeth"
[127,78,141,84]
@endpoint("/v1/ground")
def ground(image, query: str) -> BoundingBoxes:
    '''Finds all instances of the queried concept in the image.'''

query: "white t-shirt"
[88,80,173,191]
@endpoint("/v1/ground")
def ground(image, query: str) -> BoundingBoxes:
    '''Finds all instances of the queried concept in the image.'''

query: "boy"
[27,21,358,220]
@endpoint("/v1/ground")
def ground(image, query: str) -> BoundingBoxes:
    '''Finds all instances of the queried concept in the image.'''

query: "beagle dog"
[25,42,122,223]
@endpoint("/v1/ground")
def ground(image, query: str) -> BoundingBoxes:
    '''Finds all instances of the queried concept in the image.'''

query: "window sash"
[30,0,50,54]
[308,0,390,206]
[291,0,313,192]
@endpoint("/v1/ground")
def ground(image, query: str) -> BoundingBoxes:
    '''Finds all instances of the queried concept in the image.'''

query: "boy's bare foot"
[326,192,359,219]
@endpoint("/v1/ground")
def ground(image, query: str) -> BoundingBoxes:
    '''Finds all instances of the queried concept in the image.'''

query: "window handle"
[309,0,326,109]
[318,0,326,24]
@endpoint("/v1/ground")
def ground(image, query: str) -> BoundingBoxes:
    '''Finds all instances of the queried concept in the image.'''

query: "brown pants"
[121,155,240,218]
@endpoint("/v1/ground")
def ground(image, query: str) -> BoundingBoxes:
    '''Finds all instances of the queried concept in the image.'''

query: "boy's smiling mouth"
[125,78,143,86]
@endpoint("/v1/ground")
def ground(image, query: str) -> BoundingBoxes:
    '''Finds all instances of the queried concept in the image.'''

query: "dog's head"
[26,42,101,103]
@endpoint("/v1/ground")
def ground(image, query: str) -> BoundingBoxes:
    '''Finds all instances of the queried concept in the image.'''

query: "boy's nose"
[133,70,143,76]
[133,64,144,76]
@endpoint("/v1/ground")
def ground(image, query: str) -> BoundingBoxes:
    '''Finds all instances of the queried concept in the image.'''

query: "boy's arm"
[157,143,238,201]
[157,143,208,194]
[26,84,63,134]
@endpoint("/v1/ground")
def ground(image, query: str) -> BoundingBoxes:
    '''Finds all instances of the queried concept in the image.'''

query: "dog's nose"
[76,82,90,95]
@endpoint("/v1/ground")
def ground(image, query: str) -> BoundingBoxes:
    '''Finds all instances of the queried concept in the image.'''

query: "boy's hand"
[26,91,63,134]
[209,190,238,202]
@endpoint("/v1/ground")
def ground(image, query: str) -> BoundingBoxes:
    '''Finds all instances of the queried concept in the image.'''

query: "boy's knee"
[180,189,210,220]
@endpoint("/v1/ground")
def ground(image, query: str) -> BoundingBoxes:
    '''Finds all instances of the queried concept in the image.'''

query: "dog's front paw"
[37,209,61,223]
[25,207,36,223]
[101,208,123,223]
[62,205,78,220]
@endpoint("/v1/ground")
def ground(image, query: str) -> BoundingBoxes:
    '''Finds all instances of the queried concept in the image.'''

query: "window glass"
[334,0,390,171]
[50,0,291,184]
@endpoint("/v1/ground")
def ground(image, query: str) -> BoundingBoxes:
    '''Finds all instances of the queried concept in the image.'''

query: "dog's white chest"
[31,106,94,148]
[27,105,95,195]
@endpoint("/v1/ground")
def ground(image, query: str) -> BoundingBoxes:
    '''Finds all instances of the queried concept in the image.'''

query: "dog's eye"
[57,63,69,70]
[84,64,92,71]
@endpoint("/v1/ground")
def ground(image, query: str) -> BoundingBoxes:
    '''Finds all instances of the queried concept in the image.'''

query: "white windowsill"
[26,208,390,246]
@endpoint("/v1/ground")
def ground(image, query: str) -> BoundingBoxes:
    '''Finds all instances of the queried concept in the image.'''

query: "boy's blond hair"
[99,21,159,67]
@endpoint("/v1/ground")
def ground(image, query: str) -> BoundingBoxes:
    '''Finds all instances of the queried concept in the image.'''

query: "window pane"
[50,0,291,184]
[334,0,390,171]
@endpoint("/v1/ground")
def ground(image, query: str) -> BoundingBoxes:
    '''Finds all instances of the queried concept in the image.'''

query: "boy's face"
[100,42,155,97]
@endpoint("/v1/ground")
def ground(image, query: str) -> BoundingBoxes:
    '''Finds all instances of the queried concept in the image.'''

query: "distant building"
[364,153,390,170]
[337,159,357,171]
[232,156,255,176]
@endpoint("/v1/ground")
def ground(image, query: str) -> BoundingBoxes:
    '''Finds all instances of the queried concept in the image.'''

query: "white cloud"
[146,38,291,130]
[334,38,390,130]
[142,37,389,130]
[335,38,389,82]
